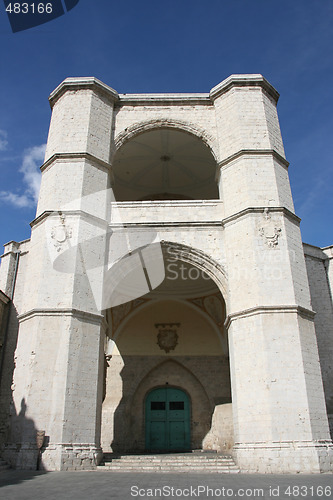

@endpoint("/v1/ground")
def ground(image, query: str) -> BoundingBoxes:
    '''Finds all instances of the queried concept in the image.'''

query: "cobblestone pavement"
[0,470,333,500]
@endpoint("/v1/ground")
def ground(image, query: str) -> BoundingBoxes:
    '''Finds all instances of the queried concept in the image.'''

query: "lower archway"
[145,387,191,451]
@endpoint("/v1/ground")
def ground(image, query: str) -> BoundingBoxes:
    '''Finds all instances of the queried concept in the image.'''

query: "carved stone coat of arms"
[155,323,180,353]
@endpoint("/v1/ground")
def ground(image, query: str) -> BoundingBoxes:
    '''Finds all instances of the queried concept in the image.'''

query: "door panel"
[169,421,185,449]
[145,387,190,451]
[150,421,167,449]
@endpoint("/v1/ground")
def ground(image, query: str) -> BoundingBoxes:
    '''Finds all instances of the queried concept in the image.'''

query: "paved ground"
[0,470,332,500]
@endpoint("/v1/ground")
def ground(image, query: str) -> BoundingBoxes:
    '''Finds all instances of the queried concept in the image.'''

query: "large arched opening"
[101,243,233,454]
[111,127,219,201]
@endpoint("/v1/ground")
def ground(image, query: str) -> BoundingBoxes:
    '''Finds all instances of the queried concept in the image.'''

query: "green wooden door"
[145,387,190,451]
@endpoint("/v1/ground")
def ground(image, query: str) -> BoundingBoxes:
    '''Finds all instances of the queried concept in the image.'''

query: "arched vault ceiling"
[147,249,220,299]
[112,129,218,201]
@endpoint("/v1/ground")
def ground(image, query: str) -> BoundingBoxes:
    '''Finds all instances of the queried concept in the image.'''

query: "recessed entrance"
[145,387,191,451]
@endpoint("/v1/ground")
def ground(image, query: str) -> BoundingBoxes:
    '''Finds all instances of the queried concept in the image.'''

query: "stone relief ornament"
[259,208,282,248]
[155,323,180,353]
[51,215,72,252]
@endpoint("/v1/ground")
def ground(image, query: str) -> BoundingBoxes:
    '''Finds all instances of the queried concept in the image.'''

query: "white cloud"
[0,144,46,208]
[0,130,8,151]
[0,191,32,208]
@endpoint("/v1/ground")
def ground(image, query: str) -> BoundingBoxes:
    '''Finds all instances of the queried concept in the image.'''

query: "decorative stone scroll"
[259,208,282,248]
[51,214,72,252]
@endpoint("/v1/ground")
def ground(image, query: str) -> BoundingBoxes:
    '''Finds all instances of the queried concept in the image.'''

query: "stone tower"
[0,74,332,472]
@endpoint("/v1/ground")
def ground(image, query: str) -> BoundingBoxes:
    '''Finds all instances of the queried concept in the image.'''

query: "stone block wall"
[101,355,231,453]
[0,290,10,360]
[304,244,333,437]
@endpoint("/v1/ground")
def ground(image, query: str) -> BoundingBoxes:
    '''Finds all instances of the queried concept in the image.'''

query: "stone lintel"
[49,77,119,108]
[224,305,316,330]
[210,74,280,103]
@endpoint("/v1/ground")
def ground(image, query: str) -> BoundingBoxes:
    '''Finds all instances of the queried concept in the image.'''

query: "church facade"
[0,74,332,473]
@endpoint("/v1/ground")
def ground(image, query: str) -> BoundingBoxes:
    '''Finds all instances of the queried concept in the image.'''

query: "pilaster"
[7,78,117,470]
[0,241,21,298]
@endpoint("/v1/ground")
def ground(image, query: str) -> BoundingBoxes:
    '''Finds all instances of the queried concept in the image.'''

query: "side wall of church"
[304,243,333,437]
[0,240,31,454]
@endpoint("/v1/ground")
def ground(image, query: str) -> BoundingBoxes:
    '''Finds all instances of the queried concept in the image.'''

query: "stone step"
[104,457,235,462]
[98,466,239,473]
[103,461,237,467]
[101,460,238,464]
[102,454,233,460]
[98,453,240,473]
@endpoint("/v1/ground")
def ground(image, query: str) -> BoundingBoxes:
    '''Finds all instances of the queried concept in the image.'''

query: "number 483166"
[6,3,53,14]
[284,485,331,497]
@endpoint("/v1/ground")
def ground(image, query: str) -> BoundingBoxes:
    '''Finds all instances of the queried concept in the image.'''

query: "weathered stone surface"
[0,74,332,473]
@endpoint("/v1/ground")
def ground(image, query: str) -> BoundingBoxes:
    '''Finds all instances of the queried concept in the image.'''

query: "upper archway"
[111,128,219,201]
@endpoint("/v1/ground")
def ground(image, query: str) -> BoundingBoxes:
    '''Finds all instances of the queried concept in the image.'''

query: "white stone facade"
[0,75,332,473]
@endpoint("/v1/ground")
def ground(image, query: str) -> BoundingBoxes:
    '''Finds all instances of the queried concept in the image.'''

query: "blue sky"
[0,0,332,248]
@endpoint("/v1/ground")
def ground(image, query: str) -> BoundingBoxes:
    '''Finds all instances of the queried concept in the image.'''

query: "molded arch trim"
[112,118,219,164]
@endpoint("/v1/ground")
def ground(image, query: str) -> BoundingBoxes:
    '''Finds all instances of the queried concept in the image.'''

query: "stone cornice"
[1,241,20,256]
[225,305,315,330]
[0,290,10,304]
[117,93,211,106]
[40,152,111,173]
[303,243,329,262]
[30,210,108,230]
[30,206,300,230]
[322,245,333,260]
[48,75,279,110]
[109,221,222,229]
[218,149,289,169]
[0,240,30,259]
[18,308,104,325]
[49,77,119,108]
[210,74,279,102]
[222,206,301,227]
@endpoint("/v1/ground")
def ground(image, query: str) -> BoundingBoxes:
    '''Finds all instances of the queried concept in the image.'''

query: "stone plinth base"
[234,440,333,473]
[2,443,103,471]
[2,444,38,470]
